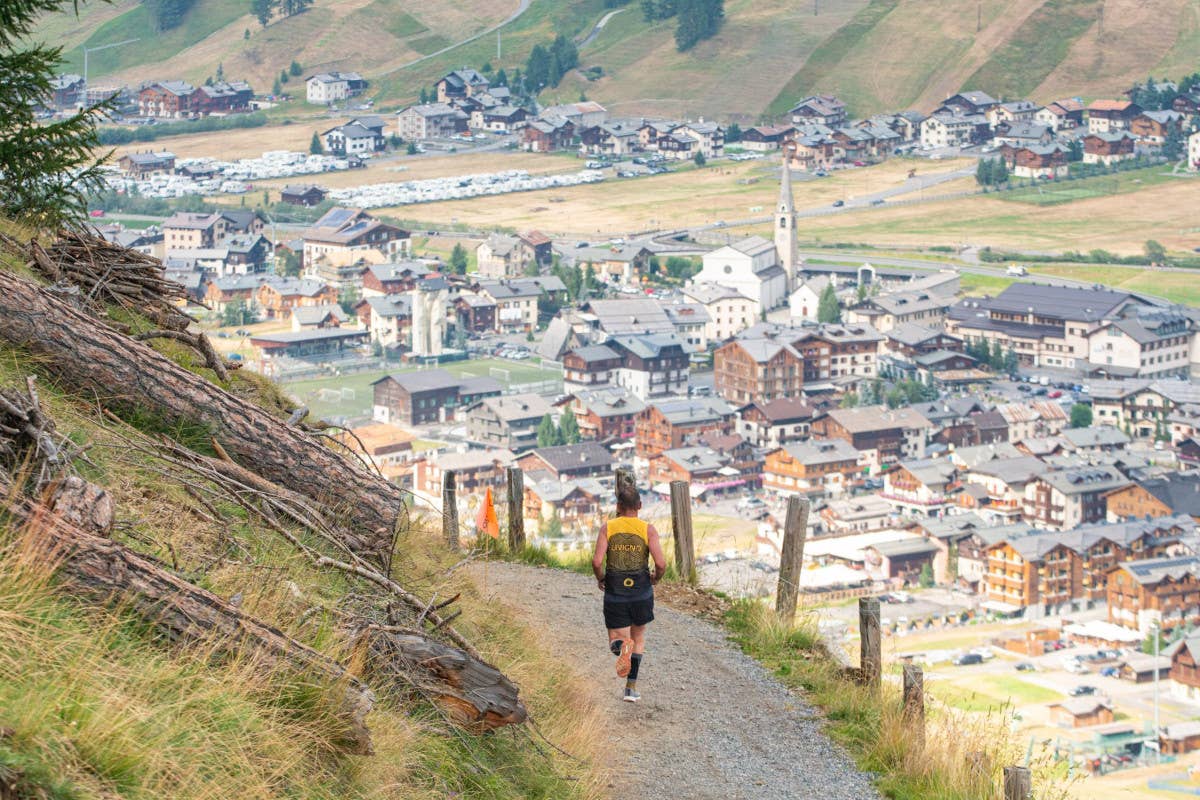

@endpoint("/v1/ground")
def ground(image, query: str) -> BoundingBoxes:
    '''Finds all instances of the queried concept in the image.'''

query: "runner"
[592,483,667,702]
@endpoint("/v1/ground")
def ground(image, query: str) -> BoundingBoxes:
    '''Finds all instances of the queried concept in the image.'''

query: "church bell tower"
[775,155,798,291]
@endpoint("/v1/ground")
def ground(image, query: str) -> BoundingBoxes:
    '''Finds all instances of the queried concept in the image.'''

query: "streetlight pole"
[82,38,140,98]
[1153,621,1161,763]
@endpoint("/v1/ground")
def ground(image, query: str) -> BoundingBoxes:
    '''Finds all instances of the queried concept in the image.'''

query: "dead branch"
[0,267,406,563]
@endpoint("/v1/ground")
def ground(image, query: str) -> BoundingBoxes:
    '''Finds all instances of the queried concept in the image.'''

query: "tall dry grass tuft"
[726,599,1077,800]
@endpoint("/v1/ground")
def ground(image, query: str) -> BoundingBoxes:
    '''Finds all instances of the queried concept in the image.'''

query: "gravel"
[478,563,882,800]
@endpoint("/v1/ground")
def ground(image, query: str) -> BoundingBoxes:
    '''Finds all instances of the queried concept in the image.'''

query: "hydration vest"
[605,516,652,599]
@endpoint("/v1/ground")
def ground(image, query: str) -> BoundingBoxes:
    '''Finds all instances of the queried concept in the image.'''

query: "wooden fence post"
[668,480,696,583]
[614,466,636,499]
[506,466,524,552]
[902,663,924,750]
[442,470,458,551]
[1002,766,1031,800]
[775,495,810,622]
[859,596,881,692]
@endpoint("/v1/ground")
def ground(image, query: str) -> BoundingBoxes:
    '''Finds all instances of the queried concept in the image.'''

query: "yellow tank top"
[605,517,651,598]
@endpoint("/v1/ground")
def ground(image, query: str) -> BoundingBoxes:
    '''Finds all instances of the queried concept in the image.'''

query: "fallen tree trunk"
[15,505,377,755]
[12,502,528,745]
[0,268,403,563]
[356,626,527,732]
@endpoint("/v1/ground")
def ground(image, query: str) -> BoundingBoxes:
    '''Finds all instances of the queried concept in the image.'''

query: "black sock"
[627,654,642,684]
[610,639,623,656]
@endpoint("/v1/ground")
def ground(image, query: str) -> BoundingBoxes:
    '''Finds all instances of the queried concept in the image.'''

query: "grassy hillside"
[0,229,603,800]
[39,0,1199,118]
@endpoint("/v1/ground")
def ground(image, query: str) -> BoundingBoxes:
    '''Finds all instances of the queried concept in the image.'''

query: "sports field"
[997,165,1179,206]
[280,357,563,421]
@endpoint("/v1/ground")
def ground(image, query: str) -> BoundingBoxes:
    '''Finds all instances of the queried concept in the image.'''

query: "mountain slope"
[39,0,1199,118]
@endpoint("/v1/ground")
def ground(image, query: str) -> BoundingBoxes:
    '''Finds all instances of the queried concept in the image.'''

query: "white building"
[682,283,759,342]
[920,114,980,148]
[695,236,787,314]
[1189,130,1200,172]
[305,72,365,105]
[788,275,830,321]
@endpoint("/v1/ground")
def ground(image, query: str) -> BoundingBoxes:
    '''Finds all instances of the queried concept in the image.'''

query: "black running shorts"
[603,595,654,629]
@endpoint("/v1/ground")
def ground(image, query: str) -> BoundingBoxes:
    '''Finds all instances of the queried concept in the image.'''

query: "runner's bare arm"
[592,521,608,590]
[647,524,667,584]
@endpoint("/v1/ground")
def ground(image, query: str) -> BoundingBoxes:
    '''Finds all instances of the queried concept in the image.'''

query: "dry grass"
[376,157,971,236]
[726,600,1077,800]
[57,0,514,94]
[0,295,605,800]
[1034,0,1199,103]
[734,177,1200,256]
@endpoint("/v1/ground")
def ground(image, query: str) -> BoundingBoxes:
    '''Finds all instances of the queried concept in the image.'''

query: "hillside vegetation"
[0,225,603,800]
[39,0,1198,118]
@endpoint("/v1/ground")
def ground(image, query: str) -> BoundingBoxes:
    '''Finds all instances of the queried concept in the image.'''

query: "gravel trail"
[478,563,881,800]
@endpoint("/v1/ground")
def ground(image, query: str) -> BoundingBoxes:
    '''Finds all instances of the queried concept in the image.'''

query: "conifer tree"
[559,407,581,444]
[0,0,111,228]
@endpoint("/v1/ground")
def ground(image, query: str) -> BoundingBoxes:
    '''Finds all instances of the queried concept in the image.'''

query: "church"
[694,158,799,314]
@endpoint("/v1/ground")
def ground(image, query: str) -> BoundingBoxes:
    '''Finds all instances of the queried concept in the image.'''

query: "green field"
[929,674,1061,712]
[1027,264,1200,306]
[959,273,1016,295]
[61,0,248,76]
[998,166,1180,207]
[964,0,1099,99]
[281,357,562,421]
[765,0,899,116]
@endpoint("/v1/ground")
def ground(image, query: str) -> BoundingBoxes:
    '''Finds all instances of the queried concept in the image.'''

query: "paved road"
[376,0,532,79]
[578,7,627,47]
[477,562,882,800]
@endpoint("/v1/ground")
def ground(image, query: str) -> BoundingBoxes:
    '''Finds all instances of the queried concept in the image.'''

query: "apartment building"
[762,438,861,495]
[946,284,1148,370]
[985,517,1186,615]
[1023,466,1130,531]
[1109,555,1200,634]
[810,405,932,469]
[634,397,734,459]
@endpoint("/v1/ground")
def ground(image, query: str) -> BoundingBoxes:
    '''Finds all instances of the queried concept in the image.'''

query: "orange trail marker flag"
[476,486,500,539]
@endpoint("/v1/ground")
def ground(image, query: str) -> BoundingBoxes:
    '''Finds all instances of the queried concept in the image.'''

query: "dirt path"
[477,563,881,800]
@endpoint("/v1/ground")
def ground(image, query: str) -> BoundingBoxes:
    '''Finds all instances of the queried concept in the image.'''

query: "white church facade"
[694,157,799,317]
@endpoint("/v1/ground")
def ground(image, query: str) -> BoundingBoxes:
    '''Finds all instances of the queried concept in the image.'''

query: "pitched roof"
[569,344,620,363]
[572,386,646,418]
[651,397,734,426]
[824,405,932,434]
[609,332,686,360]
[581,298,674,336]
[1088,99,1134,112]
[1039,465,1130,495]
[527,442,613,472]
[1118,555,1200,586]
[741,397,816,424]
[292,304,349,325]
[969,455,1048,485]
[372,369,500,396]
[1060,426,1131,449]
[474,393,553,423]
[1133,473,1200,518]
[776,438,860,466]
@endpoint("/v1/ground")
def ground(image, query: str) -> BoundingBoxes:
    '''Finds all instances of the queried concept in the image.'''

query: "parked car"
[953,653,984,666]
[1068,685,1097,697]
[832,199,844,207]
[1065,660,1090,674]
[890,591,914,604]
[1015,662,1036,672]
[1099,666,1120,678]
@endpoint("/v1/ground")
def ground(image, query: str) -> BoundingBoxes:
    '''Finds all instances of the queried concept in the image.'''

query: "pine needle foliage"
[0,0,111,229]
